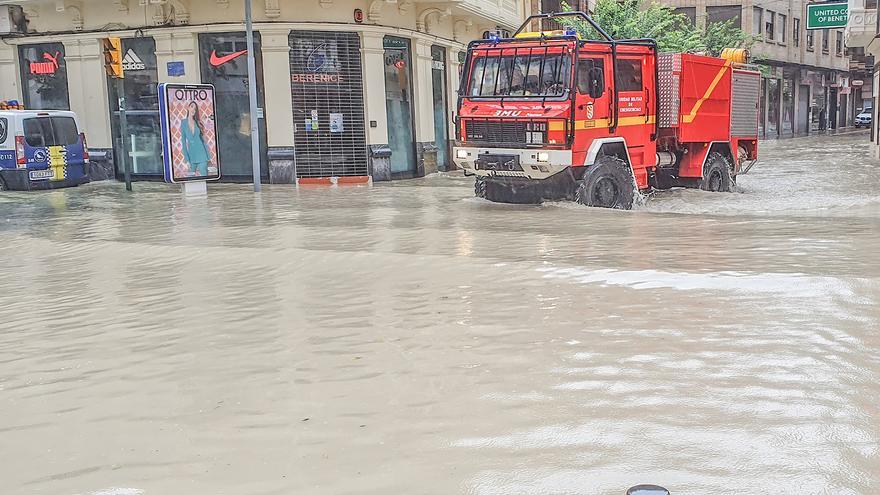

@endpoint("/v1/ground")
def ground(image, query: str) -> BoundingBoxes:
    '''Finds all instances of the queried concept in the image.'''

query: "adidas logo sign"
[121,49,146,71]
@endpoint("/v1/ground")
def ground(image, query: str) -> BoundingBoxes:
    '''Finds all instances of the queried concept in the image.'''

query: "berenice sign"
[806,2,848,30]
[158,83,221,183]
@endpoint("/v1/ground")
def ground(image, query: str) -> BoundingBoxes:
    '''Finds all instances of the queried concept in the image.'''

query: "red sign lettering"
[30,51,61,75]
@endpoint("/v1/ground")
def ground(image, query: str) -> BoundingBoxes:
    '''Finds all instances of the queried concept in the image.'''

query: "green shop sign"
[383,37,409,50]
[806,2,848,30]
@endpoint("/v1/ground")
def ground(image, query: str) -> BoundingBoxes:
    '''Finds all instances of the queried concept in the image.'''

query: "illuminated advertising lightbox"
[158,83,221,183]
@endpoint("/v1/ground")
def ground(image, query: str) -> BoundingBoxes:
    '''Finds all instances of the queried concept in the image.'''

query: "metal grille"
[731,69,760,137]
[466,120,528,142]
[289,31,368,178]
[657,53,681,128]
[463,118,556,147]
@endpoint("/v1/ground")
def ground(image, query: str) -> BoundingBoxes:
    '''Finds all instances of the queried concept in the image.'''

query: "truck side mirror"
[589,67,605,99]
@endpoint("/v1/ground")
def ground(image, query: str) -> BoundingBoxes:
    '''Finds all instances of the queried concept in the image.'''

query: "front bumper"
[453,146,572,180]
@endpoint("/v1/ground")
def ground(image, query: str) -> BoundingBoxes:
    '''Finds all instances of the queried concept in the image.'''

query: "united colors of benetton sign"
[806,2,848,29]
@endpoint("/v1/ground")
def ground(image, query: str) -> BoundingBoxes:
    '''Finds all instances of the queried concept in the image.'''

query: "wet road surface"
[1,132,879,495]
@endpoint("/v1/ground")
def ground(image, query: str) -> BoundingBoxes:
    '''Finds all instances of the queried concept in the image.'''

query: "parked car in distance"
[854,110,872,128]
[0,109,90,191]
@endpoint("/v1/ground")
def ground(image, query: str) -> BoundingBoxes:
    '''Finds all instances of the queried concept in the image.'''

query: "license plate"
[29,169,54,180]
[476,154,522,172]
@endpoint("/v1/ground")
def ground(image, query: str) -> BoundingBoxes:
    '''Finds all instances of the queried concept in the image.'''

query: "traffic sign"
[806,2,848,30]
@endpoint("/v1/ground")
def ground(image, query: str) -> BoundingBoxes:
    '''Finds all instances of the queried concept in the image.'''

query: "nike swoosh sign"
[209,49,247,67]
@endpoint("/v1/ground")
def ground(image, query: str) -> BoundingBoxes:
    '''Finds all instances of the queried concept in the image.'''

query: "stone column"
[63,39,112,148]
[361,32,391,181]
[0,44,21,101]
[413,38,437,175]
[259,29,293,148]
[259,29,295,183]
[447,47,463,152]
[155,32,200,84]
[873,68,880,159]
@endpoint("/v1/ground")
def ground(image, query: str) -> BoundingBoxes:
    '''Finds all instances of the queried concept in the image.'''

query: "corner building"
[0,0,525,182]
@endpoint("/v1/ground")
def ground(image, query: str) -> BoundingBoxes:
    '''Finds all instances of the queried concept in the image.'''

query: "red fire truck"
[453,12,760,209]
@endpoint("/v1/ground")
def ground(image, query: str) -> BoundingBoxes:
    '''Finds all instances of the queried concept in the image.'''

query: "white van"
[0,110,90,191]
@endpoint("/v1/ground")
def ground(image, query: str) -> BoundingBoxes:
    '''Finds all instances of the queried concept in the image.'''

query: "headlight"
[456,149,468,159]
[537,152,550,162]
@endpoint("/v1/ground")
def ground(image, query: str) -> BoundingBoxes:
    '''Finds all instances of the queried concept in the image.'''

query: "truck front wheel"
[700,152,733,192]
[575,156,636,210]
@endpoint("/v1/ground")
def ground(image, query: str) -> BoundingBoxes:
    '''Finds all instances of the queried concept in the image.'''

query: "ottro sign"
[158,83,221,183]
[806,2,848,30]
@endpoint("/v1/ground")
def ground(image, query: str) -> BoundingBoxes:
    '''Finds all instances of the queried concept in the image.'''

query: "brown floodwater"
[1,133,879,495]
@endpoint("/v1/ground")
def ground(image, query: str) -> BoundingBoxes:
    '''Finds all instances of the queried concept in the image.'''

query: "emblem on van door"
[33,149,47,162]
[0,118,6,142]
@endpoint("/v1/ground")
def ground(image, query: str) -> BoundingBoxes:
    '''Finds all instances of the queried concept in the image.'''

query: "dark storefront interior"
[19,42,70,111]
[198,32,269,181]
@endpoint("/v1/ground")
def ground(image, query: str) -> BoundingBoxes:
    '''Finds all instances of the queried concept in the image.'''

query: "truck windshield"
[467,53,571,98]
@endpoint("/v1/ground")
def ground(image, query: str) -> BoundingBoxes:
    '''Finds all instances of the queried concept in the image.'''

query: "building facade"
[535,0,854,137]
[664,0,853,137]
[0,0,525,182]
[846,0,879,157]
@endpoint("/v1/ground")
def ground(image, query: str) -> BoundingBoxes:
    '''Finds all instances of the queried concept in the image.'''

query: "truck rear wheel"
[474,177,487,199]
[700,152,733,192]
[574,156,635,210]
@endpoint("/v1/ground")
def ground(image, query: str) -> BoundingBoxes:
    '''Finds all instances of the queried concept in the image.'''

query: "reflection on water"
[1,133,879,495]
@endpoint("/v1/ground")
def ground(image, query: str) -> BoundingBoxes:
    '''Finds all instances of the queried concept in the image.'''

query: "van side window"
[577,58,604,94]
[23,117,78,147]
[615,58,642,92]
[51,117,78,146]
[24,119,49,147]
[0,118,7,144]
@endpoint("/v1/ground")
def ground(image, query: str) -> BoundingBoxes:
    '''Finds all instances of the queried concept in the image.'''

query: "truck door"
[572,52,611,167]
[613,54,655,168]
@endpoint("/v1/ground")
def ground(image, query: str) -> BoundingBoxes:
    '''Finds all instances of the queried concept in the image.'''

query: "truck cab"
[0,109,90,191]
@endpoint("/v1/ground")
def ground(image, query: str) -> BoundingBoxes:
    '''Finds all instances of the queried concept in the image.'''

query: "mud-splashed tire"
[0,177,7,191]
[700,152,733,192]
[574,156,635,210]
[474,177,487,199]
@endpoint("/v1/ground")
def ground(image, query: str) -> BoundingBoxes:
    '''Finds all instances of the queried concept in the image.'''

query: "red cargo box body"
[679,54,732,142]
[658,52,760,177]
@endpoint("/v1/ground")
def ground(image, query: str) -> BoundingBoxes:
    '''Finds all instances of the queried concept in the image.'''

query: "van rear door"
[22,115,86,181]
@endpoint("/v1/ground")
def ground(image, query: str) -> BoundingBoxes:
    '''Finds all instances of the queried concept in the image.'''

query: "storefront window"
[383,36,416,177]
[199,32,268,180]
[288,31,368,178]
[19,43,70,110]
[107,37,162,176]
[431,45,450,171]
[767,78,779,136]
[782,78,793,136]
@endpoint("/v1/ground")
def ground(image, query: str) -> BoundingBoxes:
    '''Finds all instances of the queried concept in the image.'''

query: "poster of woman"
[158,83,221,182]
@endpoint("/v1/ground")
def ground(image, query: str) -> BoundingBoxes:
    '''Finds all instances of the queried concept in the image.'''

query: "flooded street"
[2,132,880,495]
